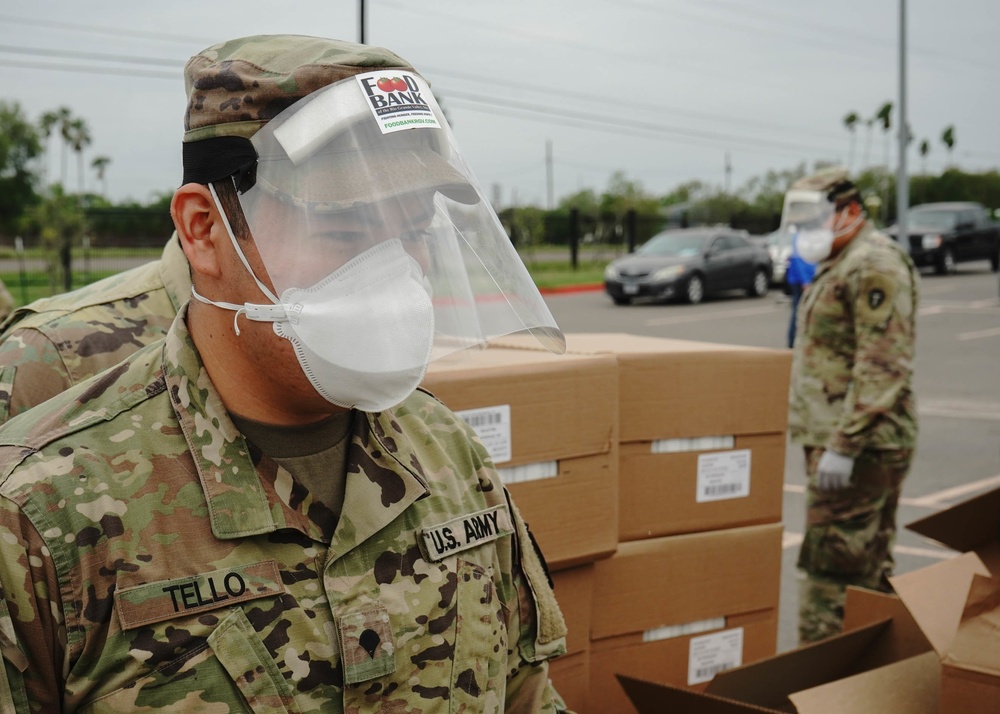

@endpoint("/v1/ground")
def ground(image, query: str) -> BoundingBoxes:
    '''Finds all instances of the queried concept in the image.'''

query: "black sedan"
[604,227,772,305]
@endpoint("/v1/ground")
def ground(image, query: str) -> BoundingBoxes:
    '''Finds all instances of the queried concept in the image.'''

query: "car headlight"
[922,234,942,249]
[651,265,686,281]
[604,264,619,280]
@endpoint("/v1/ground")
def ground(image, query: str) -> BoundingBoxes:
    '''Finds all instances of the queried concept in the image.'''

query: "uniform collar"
[163,306,430,544]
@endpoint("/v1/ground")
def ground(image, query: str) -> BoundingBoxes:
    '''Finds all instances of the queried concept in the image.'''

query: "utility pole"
[359,0,367,44]
[896,0,909,245]
[546,140,554,210]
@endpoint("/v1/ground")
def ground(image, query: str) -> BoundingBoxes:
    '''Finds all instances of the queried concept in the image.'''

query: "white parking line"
[644,304,780,327]
[781,530,955,560]
[905,473,1000,508]
[959,326,1000,341]
[783,483,931,509]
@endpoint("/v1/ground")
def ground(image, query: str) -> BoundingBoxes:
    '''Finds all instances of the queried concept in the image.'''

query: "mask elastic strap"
[833,209,863,238]
[207,183,281,305]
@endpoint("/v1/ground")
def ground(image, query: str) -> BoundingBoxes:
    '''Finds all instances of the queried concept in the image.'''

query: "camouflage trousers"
[797,446,912,644]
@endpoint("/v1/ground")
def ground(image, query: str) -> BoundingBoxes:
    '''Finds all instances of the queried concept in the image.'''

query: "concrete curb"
[537,283,604,295]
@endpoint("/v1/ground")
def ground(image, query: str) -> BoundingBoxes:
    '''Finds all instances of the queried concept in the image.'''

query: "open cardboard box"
[613,586,938,713]
[899,485,1000,712]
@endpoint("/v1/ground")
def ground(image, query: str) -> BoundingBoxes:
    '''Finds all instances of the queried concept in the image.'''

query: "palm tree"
[91,155,111,197]
[875,102,893,169]
[919,139,930,175]
[39,110,62,189]
[941,125,956,167]
[66,117,92,194]
[842,112,860,170]
[54,106,73,187]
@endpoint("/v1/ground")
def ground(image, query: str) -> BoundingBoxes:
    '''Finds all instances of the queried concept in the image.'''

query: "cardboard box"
[422,345,619,568]
[902,486,1000,712]
[494,332,792,443]
[614,589,939,713]
[505,451,617,570]
[421,346,617,466]
[618,432,784,541]
[590,523,783,641]
[549,650,589,714]
[589,609,777,714]
[583,523,782,712]
[551,563,594,655]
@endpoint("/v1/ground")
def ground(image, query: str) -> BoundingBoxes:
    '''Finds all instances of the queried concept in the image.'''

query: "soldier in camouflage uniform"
[0,235,190,423]
[787,167,919,644]
[0,35,570,712]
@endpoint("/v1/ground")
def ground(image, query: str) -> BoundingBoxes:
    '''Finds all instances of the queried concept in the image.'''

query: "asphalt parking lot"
[542,260,1000,652]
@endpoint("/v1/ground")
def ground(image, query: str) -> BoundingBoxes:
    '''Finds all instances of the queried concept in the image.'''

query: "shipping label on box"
[455,404,511,464]
[688,627,745,685]
[696,449,751,503]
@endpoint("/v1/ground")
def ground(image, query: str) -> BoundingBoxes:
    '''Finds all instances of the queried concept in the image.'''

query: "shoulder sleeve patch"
[856,272,898,327]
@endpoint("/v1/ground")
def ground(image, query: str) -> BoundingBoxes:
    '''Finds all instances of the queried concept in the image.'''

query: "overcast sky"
[2,0,997,208]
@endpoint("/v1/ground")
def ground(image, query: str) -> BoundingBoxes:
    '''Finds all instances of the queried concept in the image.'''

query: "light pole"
[359,0,367,44]
[896,0,909,245]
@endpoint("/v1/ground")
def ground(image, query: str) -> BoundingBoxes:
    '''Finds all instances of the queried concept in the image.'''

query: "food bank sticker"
[356,70,442,135]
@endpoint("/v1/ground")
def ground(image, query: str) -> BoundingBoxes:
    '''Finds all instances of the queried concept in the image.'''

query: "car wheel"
[685,274,705,304]
[748,268,769,297]
[935,247,956,275]
[612,296,631,306]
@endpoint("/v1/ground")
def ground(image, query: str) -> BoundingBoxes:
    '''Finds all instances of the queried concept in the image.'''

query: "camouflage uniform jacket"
[0,234,190,424]
[0,308,568,713]
[788,222,919,457]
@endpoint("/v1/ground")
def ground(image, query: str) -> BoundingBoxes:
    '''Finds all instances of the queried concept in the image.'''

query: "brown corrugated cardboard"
[549,651,589,714]
[421,346,617,466]
[551,564,594,655]
[493,332,792,442]
[939,573,1000,712]
[906,484,1000,571]
[618,432,784,541]
[506,451,617,570]
[615,616,939,713]
[589,609,776,713]
[590,523,783,640]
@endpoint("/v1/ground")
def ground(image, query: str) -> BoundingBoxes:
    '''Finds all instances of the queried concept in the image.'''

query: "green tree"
[919,139,930,175]
[0,101,43,235]
[941,125,956,167]
[53,106,73,187]
[67,117,92,194]
[843,111,860,169]
[91,155,111,197]
[21,184,88,291]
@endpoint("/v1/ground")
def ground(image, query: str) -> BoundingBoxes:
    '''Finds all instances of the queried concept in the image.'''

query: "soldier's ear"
[171,183,224,279]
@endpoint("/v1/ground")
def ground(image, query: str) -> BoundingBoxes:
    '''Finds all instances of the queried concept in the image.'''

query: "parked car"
[886,201,1000,274]
[603,227,772,305]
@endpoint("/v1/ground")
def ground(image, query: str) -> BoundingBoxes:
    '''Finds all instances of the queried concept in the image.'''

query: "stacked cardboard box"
[478,332,792,712]
[618,484,1000,712]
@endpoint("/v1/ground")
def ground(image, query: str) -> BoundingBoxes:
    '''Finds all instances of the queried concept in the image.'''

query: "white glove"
[816,450,855,491]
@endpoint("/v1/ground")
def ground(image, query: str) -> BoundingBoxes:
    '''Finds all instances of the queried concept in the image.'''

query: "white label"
[651,435,735,454]
[696,449,751,503]
[642,617,726,643]
[498,462,558,484]
[455,405,512,465]
[687,627,744,685]
[355,70,442,134]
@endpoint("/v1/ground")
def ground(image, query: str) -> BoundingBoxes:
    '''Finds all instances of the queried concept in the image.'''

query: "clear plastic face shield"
[200,70,564,410]
[780,189,861,264]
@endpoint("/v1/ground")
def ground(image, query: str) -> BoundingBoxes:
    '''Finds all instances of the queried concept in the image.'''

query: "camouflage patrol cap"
[790,166,860,205]
[183,34,414,143]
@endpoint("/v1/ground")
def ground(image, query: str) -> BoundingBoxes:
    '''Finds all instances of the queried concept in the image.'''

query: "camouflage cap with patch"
[183,34,415,143]
[790,166,860,204]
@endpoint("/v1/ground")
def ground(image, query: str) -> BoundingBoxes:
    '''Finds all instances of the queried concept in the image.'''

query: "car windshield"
[637,232,706,257]
[909,209,958,230]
